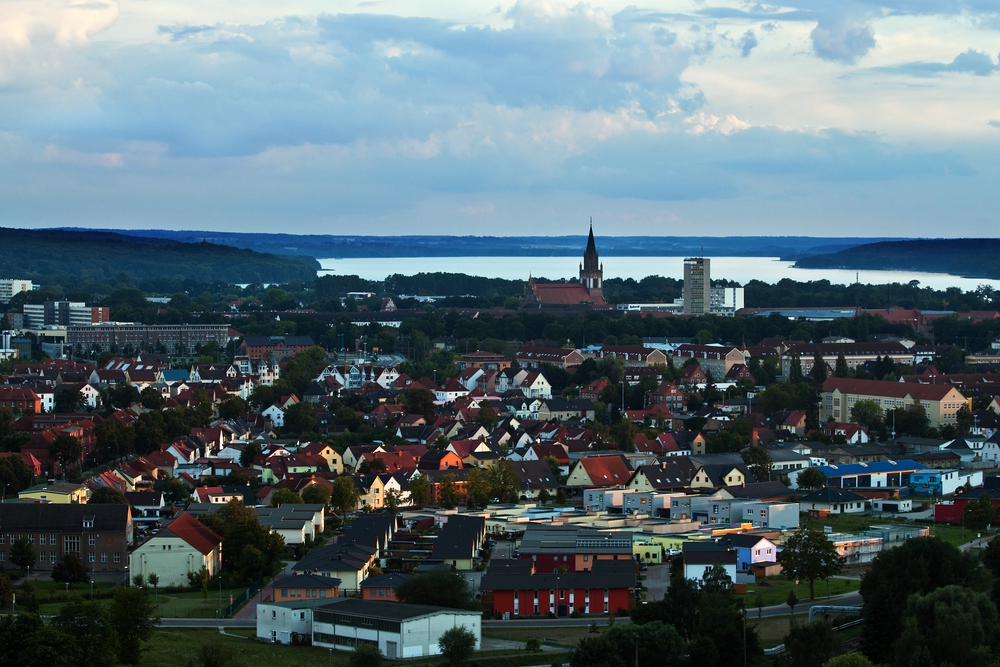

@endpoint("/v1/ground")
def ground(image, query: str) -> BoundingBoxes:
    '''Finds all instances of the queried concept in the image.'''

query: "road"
[159,618,256,628]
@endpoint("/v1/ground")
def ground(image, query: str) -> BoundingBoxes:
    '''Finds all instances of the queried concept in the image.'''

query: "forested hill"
[0,228,319,284]
[795,239,1000,280]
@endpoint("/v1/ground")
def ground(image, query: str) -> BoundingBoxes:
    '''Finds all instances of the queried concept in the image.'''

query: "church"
[520,222,608,309]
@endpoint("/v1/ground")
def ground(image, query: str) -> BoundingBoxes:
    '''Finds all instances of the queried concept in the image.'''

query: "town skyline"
[3,0,999,236]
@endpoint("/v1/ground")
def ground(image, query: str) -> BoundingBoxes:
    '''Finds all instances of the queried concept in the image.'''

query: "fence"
[217,577,264,618]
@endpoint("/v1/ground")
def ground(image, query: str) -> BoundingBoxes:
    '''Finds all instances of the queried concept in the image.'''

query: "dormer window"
[83,517,95,529]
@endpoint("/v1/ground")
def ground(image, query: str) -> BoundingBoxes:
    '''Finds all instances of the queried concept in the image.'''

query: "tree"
[329,475,360,518]
[154,476,190,504]
[301,483,331,506]
[488,460,520,504]
[384,489,403,514]
[11,534,35,572]
[962,493,997,531]
[395,569,475,609]
[139,386,164,410]
[797,467,827,490]
[834,353,849,378]
[348,643,384,667]
[217,396,247,421]
[892,585,999,667]
[408,474,430,507]
[197,500,286,583]
[741,445,773,482]
[822,656,874,667]
[437,474,460,509]
[850,399,884,432]
[283,401,318,434]
[438,626,477,666]
[476,404,498,431]
[780,527,843,599]
[55,388,86,413]
[89,487,129,504]
[403,387,436,420]
[51,600,118,667]
[147,572,159,602]
[811,351,828,386]
[51,552,89,584]
[788,354,804,383]
[50,434,83,474]
[859,536,980,664]
[239,441,262,468]
[785,621,840,667]
[270,487,303,507]
[109,587,158,664]
[465,468,491,510]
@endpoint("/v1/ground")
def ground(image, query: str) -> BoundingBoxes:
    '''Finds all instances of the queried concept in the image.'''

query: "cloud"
[988,120,1000,129]
[738,29,758,57]
[875,49,999,77]
[810,13,876,64]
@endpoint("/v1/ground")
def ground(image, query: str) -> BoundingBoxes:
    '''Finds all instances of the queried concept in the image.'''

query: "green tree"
[11,534,35,572]
[465,468,491,510]
[437,474,461,509]
[810,351,828,386]
[217,396,247,420]
[438,626,477,666]
[892,585,999,667]
[859,537,980,664]
[797,467,827,490]
[51,552,89,584]
[270,487,303,507]
[408,474,430,507]
[395,569,476,610]
[834,353,849,378]
[197,500,286,583]
[109,587,158,664]
[348,643,384,667]
[329,475,360,518]
[51,600,118,667]
[850,399,884,431]
[301,483,331,506]
[403,388,437,420]
[384,489,403,514]
[963,493,997,531]
[476,404,498,431]
[89,487,129,504]
[139,386,163,410]
[488,459,520,504]
[283,401,318,434]
[788,354,804,383]
[55,387,86,413]
[239,441,262,468]
[780,527,843,599]
[154,476,190,504]
[50,434,83,474]
[785,621,840,667]
[741,445,773,482]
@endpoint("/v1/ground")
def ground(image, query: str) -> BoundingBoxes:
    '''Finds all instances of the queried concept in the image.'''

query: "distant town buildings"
[0,279,33,303]
[683,257,710,315]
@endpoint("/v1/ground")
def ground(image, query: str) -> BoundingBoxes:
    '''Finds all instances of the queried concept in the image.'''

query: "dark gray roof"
[481,559,635,592]
[682,546,739,566]
[0,503,129,532]
[797,488,867,504]
[361,573,411,588]
[315,598,479,620]
[273,573,342,589]
[723,481,796,500]
[432,515,485,561]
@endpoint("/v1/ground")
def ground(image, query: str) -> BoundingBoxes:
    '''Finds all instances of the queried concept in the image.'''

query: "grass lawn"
[483,626,594,647]
[746,576,859,608]
[141,629,342,667]
[154,591,229,619]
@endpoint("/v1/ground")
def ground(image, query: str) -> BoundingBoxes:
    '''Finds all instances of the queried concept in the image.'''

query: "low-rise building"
[311,599,482,659]
[17,482,89,504]
[128,513,222,587]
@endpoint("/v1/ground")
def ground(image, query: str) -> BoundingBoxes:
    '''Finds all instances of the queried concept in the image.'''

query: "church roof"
[530,283,605,306]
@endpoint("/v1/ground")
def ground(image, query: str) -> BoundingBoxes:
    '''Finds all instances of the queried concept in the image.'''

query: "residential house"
[271,573,342,602]
[128,513,223,587]
[797,488,868,515]
[361,573,410,602]
[566,455,632,488]
[481,559,635,617]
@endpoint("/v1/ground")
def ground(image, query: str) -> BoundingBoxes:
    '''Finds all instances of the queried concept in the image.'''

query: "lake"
[317,256,1000,292]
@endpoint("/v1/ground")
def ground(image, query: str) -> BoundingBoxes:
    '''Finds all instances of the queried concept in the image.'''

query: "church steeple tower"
[579,217,603,299]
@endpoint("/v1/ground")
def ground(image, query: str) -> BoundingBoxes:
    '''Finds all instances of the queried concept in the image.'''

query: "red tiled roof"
[578,455,631,484]
[821,377,964,401]
[530,283,605,305]
[164,513,223,555]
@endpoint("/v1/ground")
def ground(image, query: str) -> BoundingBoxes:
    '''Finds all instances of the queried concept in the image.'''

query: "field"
[483,626,594,647]
[803,512,980,548]
[746,576,860,607]
[141,629,342,667]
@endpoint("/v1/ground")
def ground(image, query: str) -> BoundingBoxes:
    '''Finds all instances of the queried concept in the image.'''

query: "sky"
[2,0,1000,237]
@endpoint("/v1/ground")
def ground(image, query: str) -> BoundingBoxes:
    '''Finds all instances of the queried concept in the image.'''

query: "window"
[64,536,80,553]
[583,555,589,562]
[101,552,108,563]
[0,535,4,545]
[89,535,96,546]
[90,552,96,563]
[50,535,57,546]
[282,589,288,597]
[39,552,44,562]
[320,590,327,598]
[114,553,120,563]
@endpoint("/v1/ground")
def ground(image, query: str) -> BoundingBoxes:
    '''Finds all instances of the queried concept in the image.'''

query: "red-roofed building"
[820,377,971,429]
[566,454,632,488]
[0,387,41,413]
[649,382,686,411]
[580,378,609,402]
[129,512,223,587]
